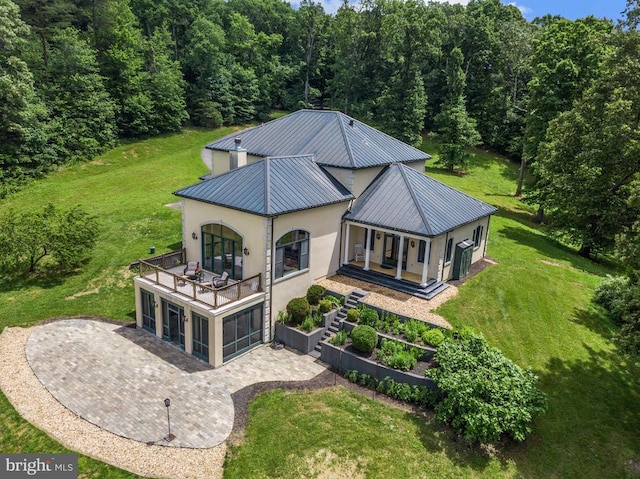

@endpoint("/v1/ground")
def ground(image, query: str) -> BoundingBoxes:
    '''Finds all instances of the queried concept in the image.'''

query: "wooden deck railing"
[138,251,262,309]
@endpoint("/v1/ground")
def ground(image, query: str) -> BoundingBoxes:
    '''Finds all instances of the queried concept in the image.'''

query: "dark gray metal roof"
[205,110,430,169]
[344,164,497,237]
[174,155,353,217]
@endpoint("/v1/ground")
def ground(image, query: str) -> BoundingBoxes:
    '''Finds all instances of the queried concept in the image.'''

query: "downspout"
[269,216,275,342]
[483,216,491,259]
[440,232,449,282]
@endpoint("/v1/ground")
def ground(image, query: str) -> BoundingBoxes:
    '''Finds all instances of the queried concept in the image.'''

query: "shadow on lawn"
[515,345,640,478]
[571,307,617,340]
[0,267,76,293]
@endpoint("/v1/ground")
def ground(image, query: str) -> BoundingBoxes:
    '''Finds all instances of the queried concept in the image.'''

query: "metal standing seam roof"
[204,109,430,169]
[173,155,354,217]
[344,164,498,237]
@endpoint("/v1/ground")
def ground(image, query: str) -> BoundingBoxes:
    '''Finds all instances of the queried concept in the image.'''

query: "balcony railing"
[138,249,262,309]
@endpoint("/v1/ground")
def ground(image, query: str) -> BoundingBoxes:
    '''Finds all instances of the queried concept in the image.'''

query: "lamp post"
[164,398,175,442]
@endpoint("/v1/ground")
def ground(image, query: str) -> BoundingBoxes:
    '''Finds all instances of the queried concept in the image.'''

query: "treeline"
[2,0,640,262]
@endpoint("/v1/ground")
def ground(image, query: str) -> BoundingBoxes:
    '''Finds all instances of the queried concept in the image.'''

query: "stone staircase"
[311,289,369,357]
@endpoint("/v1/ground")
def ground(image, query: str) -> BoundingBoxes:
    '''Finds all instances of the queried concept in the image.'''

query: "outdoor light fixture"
[164,398,175,442]
[411,240,415,248]
[192,231,198,240]
[376,233,381,240]
[243,247,250,255]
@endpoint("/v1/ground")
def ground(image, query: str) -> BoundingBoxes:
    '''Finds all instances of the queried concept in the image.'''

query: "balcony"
[136,250,262,310]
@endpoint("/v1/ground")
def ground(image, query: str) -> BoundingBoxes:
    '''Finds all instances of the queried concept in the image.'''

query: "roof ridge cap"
[398,164,434,236]
[337,111,357,168]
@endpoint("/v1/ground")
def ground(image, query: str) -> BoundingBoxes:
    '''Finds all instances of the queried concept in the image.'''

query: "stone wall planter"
[275,322,327,354]
[320,342,437,390]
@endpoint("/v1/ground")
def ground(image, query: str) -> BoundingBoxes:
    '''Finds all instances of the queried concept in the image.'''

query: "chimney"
[229,138,247,170]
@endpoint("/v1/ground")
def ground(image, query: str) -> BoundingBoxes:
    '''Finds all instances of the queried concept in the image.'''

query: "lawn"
[0,130,638,478]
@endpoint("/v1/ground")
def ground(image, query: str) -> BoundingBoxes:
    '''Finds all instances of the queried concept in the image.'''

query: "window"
[222,303,263,361]
[274,230,309,279]
[364,229,376,250]
[141,289,156,333]
[445,237,454,264]
[418,240,430,264]
[472,225,484,249]
[201,224,243,279]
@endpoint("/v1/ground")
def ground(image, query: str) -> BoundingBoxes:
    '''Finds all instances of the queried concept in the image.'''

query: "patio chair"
[184,261,199,278]
[212,271,229,288]
[354,243,365,262]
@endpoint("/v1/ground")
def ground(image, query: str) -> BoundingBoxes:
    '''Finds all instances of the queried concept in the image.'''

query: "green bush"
[324,294,343,308]
[401,319,429,343]
[593,275,630,325]
[299,316,315,332]
[286,297,311,325]
[426,333,547,443]
[329,330,348,345]
[422,328,445,347]
[351,325,378,354]
[377,339,419,371]
[343,373,436,408]
[359,307,379,327]
[346,308,360,323]
[318,299,332,314]
[306,285,326,305]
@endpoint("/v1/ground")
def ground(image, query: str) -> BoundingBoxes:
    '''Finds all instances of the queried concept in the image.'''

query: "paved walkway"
[25,319,327,449]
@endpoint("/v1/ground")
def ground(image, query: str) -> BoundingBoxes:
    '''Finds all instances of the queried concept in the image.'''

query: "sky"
[302,0,629,22]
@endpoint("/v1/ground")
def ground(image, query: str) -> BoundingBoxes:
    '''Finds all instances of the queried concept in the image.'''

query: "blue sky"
[303,1,629,22]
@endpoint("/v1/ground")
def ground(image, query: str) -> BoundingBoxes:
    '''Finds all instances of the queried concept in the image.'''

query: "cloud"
[508,2,533,16]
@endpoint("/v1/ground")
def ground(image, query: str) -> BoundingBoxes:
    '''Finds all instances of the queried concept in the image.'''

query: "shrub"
[351,325,378,354]
[318,299,332,314]
[422,328,445,347]
[299,316,315,332]
[426,333,547,443]
[377,339,419,371]
[286,297,311,325]
[329,330,348,345]
[324,294,343,308]
[359,307,379,327]
[593,275,630,325]
[306,285,325,305]
[346,308,359,323]
[401,319,429,343]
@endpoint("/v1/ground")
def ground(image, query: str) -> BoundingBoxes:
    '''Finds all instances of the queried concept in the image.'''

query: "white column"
[420,238,431,288]
[364,227,372,271]
[395,234,405,280]
[343,222,351,265]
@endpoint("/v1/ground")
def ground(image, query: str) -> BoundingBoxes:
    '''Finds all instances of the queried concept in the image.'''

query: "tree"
[42,27,117,162]
[426,331,547,443]
[434,47,480,170]
[0,204,99,273]
[0,0,53,193]
[535,31,640,258]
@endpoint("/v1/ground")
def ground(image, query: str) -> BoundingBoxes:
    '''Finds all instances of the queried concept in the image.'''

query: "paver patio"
[25,319,327,448]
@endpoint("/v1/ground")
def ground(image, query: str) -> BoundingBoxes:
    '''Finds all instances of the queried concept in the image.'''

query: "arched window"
[274,230,309,279]
[201,224,243,279]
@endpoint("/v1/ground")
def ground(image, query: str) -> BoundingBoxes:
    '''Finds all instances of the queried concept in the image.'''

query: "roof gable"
[205,110,430,169]
[344,164,497,237]
[174,155,353,216]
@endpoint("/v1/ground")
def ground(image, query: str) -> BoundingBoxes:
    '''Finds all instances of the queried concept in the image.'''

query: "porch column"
[364,227,372,271]
[420,238,431,288]
[395,234,405,280]
[343,222,351,265]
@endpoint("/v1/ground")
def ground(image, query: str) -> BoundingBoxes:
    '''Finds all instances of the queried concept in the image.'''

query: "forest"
[1,0,640,265]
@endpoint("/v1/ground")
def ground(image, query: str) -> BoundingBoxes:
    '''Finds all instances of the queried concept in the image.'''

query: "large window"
[364,229,376,250]
[141,289,156,333]
[274,230,309,279]
[202,224,243,279]
[223,303,263,361]
[472,225,484,249]
[445,237,454,264]
[192,313,209,361]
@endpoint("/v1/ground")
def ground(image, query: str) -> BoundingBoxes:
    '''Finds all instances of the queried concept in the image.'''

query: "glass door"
[383,233,397,267]
[162,300,185,349]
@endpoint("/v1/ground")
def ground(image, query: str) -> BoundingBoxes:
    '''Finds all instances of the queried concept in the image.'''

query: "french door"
[162,300,185,349]
[382,234,408,270]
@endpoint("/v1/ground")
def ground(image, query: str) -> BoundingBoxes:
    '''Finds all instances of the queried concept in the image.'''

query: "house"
[134,110,497,367]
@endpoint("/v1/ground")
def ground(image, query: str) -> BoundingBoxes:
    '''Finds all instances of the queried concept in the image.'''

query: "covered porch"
[342,221,441,288]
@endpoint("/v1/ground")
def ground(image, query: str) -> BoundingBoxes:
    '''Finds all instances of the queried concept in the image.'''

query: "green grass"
[1,129,638,478]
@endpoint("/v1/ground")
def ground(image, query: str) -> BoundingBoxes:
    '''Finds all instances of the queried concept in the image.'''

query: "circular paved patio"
[25,319,326,448]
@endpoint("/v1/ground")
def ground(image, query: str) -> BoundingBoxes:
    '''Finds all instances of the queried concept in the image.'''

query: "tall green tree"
[434,47,480,170]
[535,31,640,258]
[0,0,53,193]
[43,28,117,162]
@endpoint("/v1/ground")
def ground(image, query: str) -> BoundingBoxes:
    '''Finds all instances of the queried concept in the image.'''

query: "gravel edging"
[0,326,226,479]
